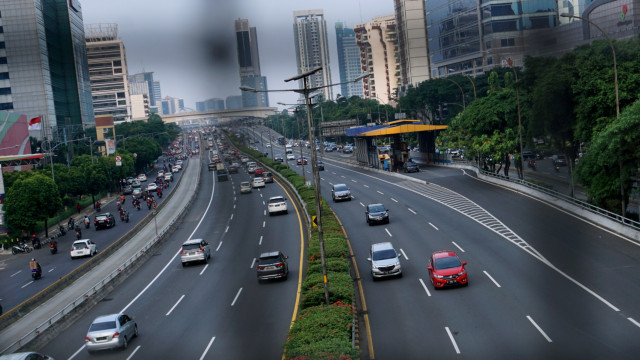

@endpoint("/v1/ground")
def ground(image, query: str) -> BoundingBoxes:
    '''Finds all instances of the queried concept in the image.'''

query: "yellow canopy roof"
[361,124,448,137]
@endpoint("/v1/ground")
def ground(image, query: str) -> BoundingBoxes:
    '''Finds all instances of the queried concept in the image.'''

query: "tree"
[576,98,640,213]
[4,174,62,237]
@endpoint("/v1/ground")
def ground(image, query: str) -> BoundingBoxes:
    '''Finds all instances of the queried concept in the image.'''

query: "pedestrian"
[76,202,81,213]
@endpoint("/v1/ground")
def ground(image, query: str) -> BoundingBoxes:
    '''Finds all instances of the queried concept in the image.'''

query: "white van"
[285,144,293,154]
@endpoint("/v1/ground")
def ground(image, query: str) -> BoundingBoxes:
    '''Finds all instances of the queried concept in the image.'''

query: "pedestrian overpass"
[160,107,278,128]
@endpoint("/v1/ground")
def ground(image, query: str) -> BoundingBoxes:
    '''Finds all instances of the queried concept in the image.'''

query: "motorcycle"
[31,268,42,280]
[95,202,101,212]
[76,229,82,240]
[527,160,537,170]
[12,242,32,255]
[50,242,58,254]
[84,217,91,229]
[135,201,141,211]
[58,224,67,236]
[123,211,130,223]
[67,218,75,231]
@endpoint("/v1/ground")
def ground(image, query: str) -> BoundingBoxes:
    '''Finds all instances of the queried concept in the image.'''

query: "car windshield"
[241,182,250,187]
[434,256,462,270]
[259,255,281,265]
[407,162,416,166]
[334,185,348,192]
[372,249,397,261]
[89,321,116,332]
[369,205,385,213]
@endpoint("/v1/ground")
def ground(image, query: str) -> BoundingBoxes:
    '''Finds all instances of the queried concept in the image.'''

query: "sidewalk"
[0,156,200,353]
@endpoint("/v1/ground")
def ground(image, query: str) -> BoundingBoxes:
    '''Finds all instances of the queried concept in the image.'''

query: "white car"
[147,183,158,191]
[176,160,183,166]
[137,174,147,182]
[268,196,288,215]
[252,177,265,188]
[286,153,295,161]
[172,167,180,173]
[71,239,97,259]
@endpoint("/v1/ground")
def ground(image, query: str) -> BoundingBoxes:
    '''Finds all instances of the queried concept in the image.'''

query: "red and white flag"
[28,116,42,130]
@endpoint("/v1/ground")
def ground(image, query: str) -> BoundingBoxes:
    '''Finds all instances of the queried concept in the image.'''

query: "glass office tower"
[335,22,363,99]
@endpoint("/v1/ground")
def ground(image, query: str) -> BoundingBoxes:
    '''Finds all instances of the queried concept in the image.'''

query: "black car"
[275,154,284,162]
[95,213,116,230]
[317,161,325,171]
[404,161,419,173]
[122,185,133,195]
[366,203,389,225]
[257,251,289,281]
[262,171,274,183]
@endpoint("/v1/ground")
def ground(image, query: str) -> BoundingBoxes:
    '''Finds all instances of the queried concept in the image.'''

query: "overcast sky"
[81,0,394,110]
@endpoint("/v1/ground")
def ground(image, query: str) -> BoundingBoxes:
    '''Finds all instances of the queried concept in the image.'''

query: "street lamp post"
[561,13,623,214]
[445,78,466,109]
[242,68,370,305]
[448,69,477,101]
[506,58,525,180]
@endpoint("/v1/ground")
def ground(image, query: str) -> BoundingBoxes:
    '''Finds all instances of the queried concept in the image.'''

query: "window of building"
[0,87,11,95]
[114,67,122,74]
[0,42,4,49]
[0,26,3,33]
[0,57,7,65]
[486,41,492,49]
[500,38,515,47]
[492,20,518,32]
[0,72,8,80]
[0,103,13,110]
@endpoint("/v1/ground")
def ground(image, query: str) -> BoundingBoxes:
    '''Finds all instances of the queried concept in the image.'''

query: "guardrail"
[1,151,202,355]
[450,160,640,230]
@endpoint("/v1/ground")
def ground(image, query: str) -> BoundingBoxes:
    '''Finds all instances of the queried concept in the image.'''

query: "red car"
[427,251,468,288]
[254,167,265,176]
[297,157,308,165]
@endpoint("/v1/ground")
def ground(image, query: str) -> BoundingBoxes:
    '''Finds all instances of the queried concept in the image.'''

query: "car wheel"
[285,210,288,214]
[134,325,138,337]
[371,273,377,281]
[386,218,390,224]
[122,336,128,349]
[182,262,186,267]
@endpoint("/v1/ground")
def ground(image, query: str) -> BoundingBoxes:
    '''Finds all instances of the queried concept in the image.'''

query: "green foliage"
[308,233,349,260]
[300,272,354,310]
[307,258,350,274]
[4,174,62,233]
[284,304,358,360]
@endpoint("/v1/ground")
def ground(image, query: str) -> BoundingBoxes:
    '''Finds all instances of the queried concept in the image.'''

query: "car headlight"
[433,274,444,279]
[457,270,466,276]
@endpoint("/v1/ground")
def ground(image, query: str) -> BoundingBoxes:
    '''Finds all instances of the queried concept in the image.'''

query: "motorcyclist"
[116,201,121,211]
[84,215,91,228]
[31,234,41,249]
[120,194,125,203]
[67,217,75,230]
[29,258,42,277]
[95,201,101,212]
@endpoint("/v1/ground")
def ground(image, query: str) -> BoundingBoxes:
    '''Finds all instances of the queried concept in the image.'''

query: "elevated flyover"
[160,107,278,127]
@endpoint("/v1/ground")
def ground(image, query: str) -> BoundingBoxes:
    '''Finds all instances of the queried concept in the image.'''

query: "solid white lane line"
[359,202,365,207]
[250,258,256,268]
[230,214,234,220]
[126,346,142,360]
[263,221,266,228]
[526,316,552,342]
[391,198,398,203]
[10,270,21,277]
[216,242,222,252]
[67,345,86,360]
[364,184,369,188]
[259,235,263,245]
[451,241,465,252]
[48,268,55,273]
[419,278,432,297]
[385,228,392,237]
[445,327,461,354]
[483,271,501,288]
[399,248,409,260]
[628,317,640,328]
[225,226,229,233]
[198,336,216,360]
[199,264,209,276]
[377,190,384,195]
[21,281,33,289]
[429,222,439,230]
[408,208,416,214]
[166,295,185,316]
[231,288,243,306]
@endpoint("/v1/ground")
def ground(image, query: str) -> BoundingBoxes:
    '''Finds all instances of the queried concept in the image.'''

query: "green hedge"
[300,272,354,310]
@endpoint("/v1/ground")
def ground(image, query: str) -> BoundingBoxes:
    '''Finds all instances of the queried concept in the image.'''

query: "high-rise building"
[128,79,149,97]
[394,0,430,91]
[196,98,225,111]
[354,15,400,104]
[160,96,183,115]
[293,10,333,100]
[335,22,363,99]
[85,24,131,121]
[152,81,162,104]
[130,93,149,120]
[226,95,243,110]
[235,19,269,108]
[129,72,158,106]
[0,0,94,139]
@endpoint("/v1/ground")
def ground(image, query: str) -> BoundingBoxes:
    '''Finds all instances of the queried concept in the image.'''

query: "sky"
[81,0,395,111]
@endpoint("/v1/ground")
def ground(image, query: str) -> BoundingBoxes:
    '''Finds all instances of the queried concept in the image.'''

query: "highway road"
[247,129,640,359]
[37,137,305,359]
[0,142,192,313]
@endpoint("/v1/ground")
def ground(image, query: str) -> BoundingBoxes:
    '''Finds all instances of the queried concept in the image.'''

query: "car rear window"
[182,244,201,251]
[434,256,461,270]
[269,197,284,204]
[372,249,396,261]
[73,242,87,250]
[96,215,107,220]
[259,256,280,265]
[89,321,117,331]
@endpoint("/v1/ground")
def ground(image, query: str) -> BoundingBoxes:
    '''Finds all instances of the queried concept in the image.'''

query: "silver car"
[368,242,402,280]
[0,352,54,360]
[331,183,352,202]
[180,238,211,266]
[85,313,138,353]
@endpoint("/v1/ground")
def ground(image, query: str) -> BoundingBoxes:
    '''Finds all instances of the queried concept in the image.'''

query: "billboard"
[0,111,33,171]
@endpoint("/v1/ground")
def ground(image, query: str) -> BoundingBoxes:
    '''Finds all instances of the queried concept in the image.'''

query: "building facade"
[130,93,149,120]
[235,19,269,108]
[196,98,225,111]
[226,95,243,109]
[161,96,183,115]
[394,0,430,91]
[85,23,131,121]
[129,72,158,106]
[335,22,364,99]
[293,10,333,100]
[354,15,400,104]
[0,0,94,139]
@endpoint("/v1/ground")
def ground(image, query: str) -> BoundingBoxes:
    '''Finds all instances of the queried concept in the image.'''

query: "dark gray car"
[366,203,389,225]
[404,161,419,173]
[331,184,351,202]
[257,251,288,281]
